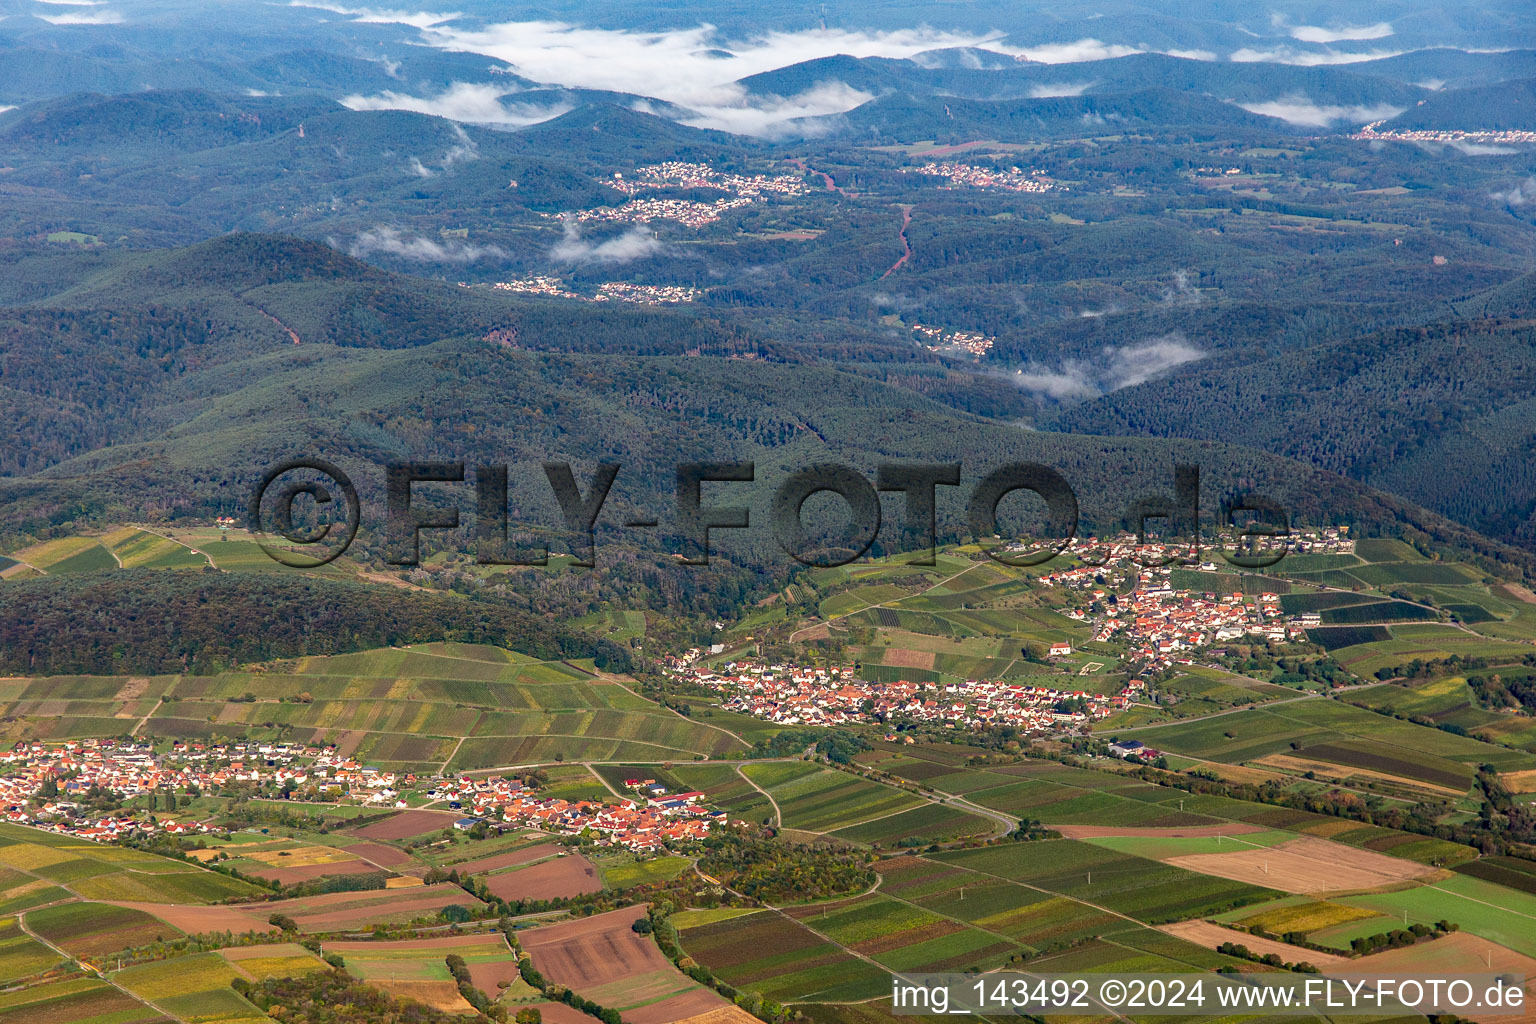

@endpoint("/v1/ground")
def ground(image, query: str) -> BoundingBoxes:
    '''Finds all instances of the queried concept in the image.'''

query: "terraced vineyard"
[0,643,748,770]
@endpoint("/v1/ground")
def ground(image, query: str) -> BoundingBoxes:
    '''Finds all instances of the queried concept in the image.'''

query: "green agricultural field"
[1,643,748,767]
[0,976,163,1024]
[827,802,993,847]
[1112,698,1536,781]
[932,840,1278,923]
[115,950,262,1022]
[1077,829,1295,860]
[742,763,924,831]
[1339,876,1536,957]
[0,823,262,904]
[596,854,691,888]
[0,916,63,985]
[669,764,775,823]
[675,908,890,1003]
[25,902,184,959]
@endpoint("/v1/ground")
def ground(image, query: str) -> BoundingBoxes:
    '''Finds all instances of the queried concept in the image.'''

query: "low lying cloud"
[346,226,506,262]
[36,6,122,23]
[287,2,458,28]
[1288,22,1394,43]
[1492,177,1536,207]
[283,16,1225,137]
[669,81,874,138]
[1230,46,1402,66]
[1445,141,1517,156]
[1010,334,1205,401]
[1414,78,1446,91]
[1161,269,1201,305]
[1239,95,1404,127]
[550,222,664,265]
[0,106,14,115]
[340,82,571,126]
[1028,82,1093,98]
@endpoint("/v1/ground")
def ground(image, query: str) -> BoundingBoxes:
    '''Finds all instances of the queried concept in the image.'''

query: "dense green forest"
[0,569,630,675]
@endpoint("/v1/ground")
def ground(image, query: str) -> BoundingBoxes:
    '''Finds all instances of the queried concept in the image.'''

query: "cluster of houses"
[1353,121,1536,145]
[916,161,1054,192]
[0,738,413,840]
[1045,532,1355,674]
[488,278,701,305]
[909,322,995,357]
[561,195,757,228]
[558,160,809,229]
[592,282,702,305]
[664,654,1136,734]
[608,162,810,199]
[422,775,727,852]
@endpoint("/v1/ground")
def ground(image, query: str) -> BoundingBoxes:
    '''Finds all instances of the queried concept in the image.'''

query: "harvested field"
[1506,769,1536,794]
[344,842,417,868]
[455,843,563,876]
[628,989,734,1024]
[467,957,523,994]
[1165,837,1437,894]
[259,883,483,930]
[108,900,259,935]
[483,854,602,901]
[520,905,671,986]
[1053,824,1268,839]
[881,649,936,670]
[674,1007,762,1024]
[520,904,731,1018]
[347,810,461,840]
[524,1002,599,1024]
[378,980,473,1012]
[1160,920,1350,968]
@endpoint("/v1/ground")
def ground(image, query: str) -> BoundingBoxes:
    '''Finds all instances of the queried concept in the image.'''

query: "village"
[1045,528,1352,674]
[916,160,1054,192]
[665,528,1356,736]
[1352,121,1536,145]
[909,322,995,357]
[664,653,1137,734]
[0,739,731,853]
[556,160,812,230]
[421,775,726,852]
[490,277,701,305]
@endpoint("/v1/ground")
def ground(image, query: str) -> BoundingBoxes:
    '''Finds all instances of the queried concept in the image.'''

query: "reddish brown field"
[467,957,523,994]
[521,906,732,1023]
[519,906,671,987]
[347,810,461,840]
[345,841,418,868]
[454,843,562,875]
[627,989,734,1024]
[881,649,936,670]
[257,883,483,931]
[484,854,602,901]
[673,1006,762,1024]
[1054,823,1268,839]
[108,900,259,935]
[523,1002,598,1024]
